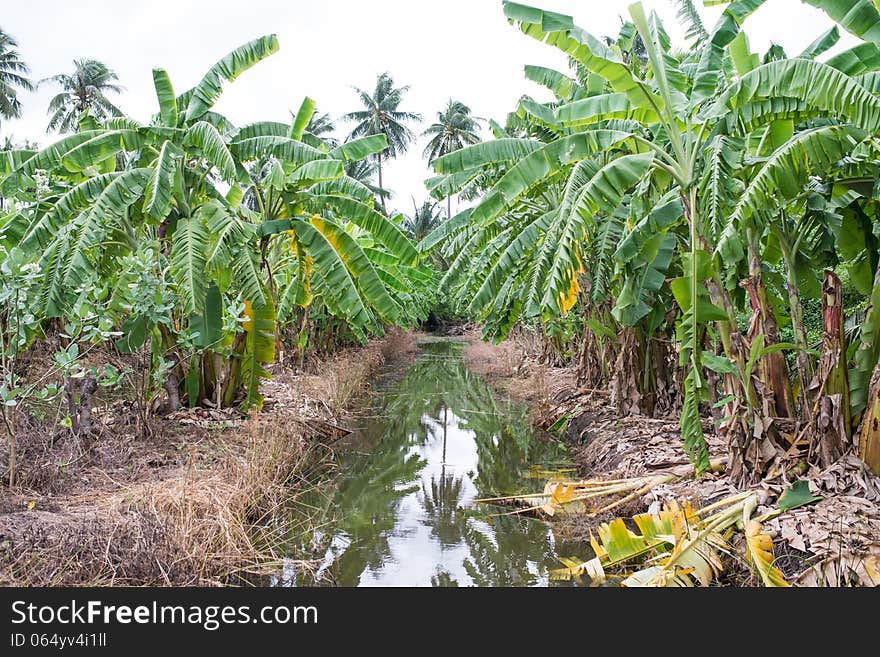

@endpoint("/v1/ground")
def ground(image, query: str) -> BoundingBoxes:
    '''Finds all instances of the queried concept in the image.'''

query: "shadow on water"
[283,338,590,587]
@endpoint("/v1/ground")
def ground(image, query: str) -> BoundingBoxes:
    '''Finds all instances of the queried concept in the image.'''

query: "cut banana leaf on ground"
[521,465,578,479]
[777,480,823,510]
[476,473,678,517]
[549,493,792,587]
[745,519,790,587]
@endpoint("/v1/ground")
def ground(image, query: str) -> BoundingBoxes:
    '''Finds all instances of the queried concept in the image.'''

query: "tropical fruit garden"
[1,0,880,588]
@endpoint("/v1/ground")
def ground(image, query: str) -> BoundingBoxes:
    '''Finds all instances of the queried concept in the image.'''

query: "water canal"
[288,338,588,587]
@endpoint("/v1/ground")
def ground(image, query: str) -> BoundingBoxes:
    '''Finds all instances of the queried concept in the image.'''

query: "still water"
[289,338,585,587]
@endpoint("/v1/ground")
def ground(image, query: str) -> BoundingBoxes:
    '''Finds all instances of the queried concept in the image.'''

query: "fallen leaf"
[745,520,790,587]
[778,480,822,510]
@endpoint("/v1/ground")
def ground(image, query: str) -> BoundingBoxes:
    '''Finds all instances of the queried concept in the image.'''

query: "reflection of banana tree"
[297,340,571,586]
[328,446,424,582]
[461,515,561,587]
[431,571,459,587]
[291,441,424,584]
[387,342,567,495]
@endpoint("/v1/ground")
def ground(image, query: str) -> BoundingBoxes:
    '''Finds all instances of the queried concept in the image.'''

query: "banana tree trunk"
[741,230,795,419]
[706,278,761,484]
[774,225,813,419]
[293,306,310,368]
[709,272,790,484]
[576,304,615,388]
[607,324,678,417]
[576,323,603,388]
[200,350,216,402]
[850,260,880,429]
[154,323,182,412]
[610,327,648,416]
[222,332,247,407]
[858,360,880,474]
[723,332,767,485]
[785,267,813,416]
[650,314,678,415]
[806,270,850,468]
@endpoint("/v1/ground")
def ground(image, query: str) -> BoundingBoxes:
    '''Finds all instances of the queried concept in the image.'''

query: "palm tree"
[306,110,336,140]
[42,59,123,133]
[344,158,390,204]
[402,198,443,242]
[295,107,338,147]
[343,72,421,212]
[0,29,33,128]
[422,100,482,218]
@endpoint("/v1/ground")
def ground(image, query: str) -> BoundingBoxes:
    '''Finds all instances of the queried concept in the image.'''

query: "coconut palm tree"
[423,100,482,218]
[0,29,33,127]
[294,106,338,148]
[343,72,421,212]
[344,158,390,204]
[42,59,123,133]
[402,198,443,242]
[306,110,336,140]
[423,100,482,163]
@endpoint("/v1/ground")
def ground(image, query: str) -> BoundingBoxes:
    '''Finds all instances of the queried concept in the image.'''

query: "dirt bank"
[463,328,880,586]
[0,328,418,586]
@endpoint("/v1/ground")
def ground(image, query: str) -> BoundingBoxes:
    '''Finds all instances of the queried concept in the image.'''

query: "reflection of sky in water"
[302,342,578,587]
[359,410,487,587]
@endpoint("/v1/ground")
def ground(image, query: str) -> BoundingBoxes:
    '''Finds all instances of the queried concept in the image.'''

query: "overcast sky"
[0,0,857,217]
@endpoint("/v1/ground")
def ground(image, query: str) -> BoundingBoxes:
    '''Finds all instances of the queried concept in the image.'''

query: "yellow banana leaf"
[744,520,790,587]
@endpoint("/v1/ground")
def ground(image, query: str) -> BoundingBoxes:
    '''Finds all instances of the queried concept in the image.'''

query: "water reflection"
[297,339,580,587]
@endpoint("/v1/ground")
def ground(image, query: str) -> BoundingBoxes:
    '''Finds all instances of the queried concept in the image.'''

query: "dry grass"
[282,328,417,414]
[134,417,319,585]
[1,504,180,586]
[0,330,415,586]
[462,334,519,380]
[379,326,420,362]
[1,418,322,585]
[462,328,575,422]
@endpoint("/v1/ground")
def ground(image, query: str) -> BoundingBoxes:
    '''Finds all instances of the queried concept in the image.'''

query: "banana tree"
[0,36,425,413]
[704,51,880,469]
[422,0,880,481]
[422,1,776,475]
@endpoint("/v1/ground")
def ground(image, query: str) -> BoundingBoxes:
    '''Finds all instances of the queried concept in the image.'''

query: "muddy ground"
[462,328,880,586]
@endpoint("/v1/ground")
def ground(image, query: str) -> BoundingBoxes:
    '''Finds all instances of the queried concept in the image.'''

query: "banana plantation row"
[2,0,880,490]
[0,36,438,487]
[417,0,880,484]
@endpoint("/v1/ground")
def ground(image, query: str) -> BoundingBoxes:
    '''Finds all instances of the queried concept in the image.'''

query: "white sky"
[0,0,857,217]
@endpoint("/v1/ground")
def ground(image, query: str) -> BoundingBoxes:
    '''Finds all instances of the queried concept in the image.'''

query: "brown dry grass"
[2,417,324,586]
[461,328,576,423]
[0,330,415,586]
[462,335,519,380]
[270,327,416,416]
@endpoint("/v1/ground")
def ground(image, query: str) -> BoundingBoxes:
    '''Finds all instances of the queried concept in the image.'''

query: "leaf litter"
[464,331,880,587]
